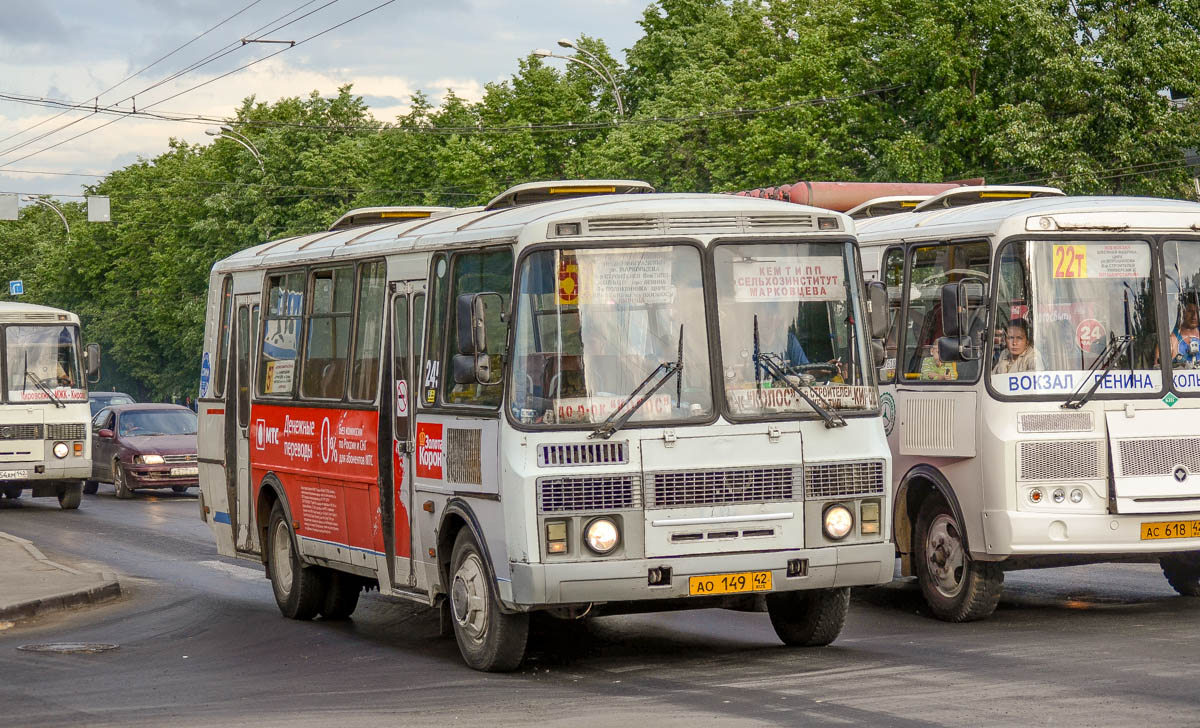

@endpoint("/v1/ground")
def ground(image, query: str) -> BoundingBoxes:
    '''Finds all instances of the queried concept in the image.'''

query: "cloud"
[0,5,68,44]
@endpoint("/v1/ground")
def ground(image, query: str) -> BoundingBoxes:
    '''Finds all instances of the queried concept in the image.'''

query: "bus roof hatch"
[484,180,654,211]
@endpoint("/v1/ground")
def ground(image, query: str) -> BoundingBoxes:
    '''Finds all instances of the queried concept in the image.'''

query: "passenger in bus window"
[920,345,957,380]
[1171,296,1200,368]
[992,319,1042,373]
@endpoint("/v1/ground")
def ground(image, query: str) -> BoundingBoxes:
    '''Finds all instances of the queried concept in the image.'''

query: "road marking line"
[199,560,263,582]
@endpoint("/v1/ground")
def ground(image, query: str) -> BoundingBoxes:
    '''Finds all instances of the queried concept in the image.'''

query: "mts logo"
[254,419,280,450]
[416,422,444,480]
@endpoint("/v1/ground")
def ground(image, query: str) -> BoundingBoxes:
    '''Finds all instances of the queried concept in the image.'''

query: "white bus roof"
[483,180,654,211]
[855,195,1200,245]
[844,195,931,219]
[0,301,80,324]
[328,206,456,231]
[909,185,1064,213]
[212,193,853,274]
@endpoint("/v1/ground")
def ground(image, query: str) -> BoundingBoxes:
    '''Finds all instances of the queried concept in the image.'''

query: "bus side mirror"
[941,283,966,338]
[866,281,889,340]
[872,340,886,367]
[452,292,505,385]
[938,335,976,363]
[85,343,101,383]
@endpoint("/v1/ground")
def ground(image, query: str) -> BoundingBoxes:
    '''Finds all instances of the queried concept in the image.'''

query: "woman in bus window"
[1171,296,1200,368]
[993,319,1042,374]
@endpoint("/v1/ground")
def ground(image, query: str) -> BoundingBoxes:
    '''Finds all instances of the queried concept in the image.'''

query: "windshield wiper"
[752,315,846,428]
[590,325,684,440]
[1062,287,1136,410]
[25,372,65,408]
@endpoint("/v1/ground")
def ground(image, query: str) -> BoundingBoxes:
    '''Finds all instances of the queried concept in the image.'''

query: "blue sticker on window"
[199,352,211,399]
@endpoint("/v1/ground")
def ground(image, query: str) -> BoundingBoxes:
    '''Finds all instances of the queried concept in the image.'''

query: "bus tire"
[113,462,133,499]
[766,586,850,646]
[267,502,326,621]
[914,497,1003,622]
[448,529,528,672]
[320,570,361,620]
[3,484,21,499]
[83,480,99,495]
[171,485,189,494]
[1160,552,1200,597]
[58,482,82,510]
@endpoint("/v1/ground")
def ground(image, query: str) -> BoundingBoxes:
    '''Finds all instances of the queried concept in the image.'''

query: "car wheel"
[448,529,529,672]
[2,484,21,499]
[1160,552,1200,596]
[83,480,99,495]
[267,502,327,620]
[57,482,83,510]
[319,569,362,620]
[171,485,189,494]
[113,462,133,499]
[765,587,851,647]
[914,496,1003,622]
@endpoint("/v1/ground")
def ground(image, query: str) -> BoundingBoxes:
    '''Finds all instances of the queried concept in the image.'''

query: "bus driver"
[993,319,1042,374]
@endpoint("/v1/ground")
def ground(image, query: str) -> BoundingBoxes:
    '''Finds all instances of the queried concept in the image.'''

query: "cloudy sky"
[0,0,650,200]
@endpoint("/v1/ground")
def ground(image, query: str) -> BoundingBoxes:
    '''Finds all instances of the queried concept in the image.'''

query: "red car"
[88,404,199,498]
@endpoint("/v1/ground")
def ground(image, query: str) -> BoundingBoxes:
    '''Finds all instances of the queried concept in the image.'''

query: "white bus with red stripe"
[197,181,894,671]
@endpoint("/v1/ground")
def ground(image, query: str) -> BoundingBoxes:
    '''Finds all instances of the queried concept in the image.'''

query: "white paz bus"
[858,187,1200,620]
[198,181,895,671]
[0,302,100,509]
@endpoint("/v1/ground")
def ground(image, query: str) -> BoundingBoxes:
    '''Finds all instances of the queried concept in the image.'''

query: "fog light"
[52,442,68,459]
[546,521,568,555]
[822,504,854,540]
[1052,488,1066,504]
[648,566,672,585]
[1029,488,1044,504]
[860,501,880,535]
[1070,489,1084,503]
[584,517,620,554]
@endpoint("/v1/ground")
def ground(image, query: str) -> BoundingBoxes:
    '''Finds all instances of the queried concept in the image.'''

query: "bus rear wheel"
[319,570,362,620]
[914,497,1003,622]
[1160,552,1200,596]
[57,482,82,510]
[766,587,850,646]
[448,529,528,672]
[83,481,99,495]
[267,502,327,620]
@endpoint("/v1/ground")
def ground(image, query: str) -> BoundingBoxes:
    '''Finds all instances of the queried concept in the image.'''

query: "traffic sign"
[9,280,23,296]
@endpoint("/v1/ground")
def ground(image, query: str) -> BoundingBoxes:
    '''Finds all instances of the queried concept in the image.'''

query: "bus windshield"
[993,240,1158,396]
[508,246,714,426]
[713,241,875,417]
[5,325,85,403]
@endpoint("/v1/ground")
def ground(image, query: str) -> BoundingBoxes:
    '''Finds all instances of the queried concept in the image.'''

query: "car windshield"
[118,410,197,437]
[5,325,84,403]
[508,246,714,426]
[713,241,875,417]
[993,240,1158,396]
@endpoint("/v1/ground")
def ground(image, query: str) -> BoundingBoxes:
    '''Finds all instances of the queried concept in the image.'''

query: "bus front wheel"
[57,482,82,510]
[766,586,850,646]
[267,502,327,620]
[3,484,21,499]
[1160,552,1200,596]
[448,529,528,672]
[914,497,1003,622]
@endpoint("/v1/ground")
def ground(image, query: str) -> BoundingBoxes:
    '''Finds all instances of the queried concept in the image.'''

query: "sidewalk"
[0,531,121,621]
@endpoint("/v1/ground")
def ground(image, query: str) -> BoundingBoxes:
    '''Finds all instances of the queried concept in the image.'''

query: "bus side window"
[236,306,251,427]
[881,247,904,383]
[422,255,449,407]
[903,241,990,383]
[302,266,354,400]
[214,276,233,398]
[258,271,305,398]
[443,248,514,408]
[349,261,387,402]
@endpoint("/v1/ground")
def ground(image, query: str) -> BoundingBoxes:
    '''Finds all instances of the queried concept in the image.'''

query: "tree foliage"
[1,1,1197,398]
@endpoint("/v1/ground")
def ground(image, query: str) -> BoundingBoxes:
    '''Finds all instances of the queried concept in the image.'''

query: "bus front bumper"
[506,542,894,607]
[983,509,1200,557]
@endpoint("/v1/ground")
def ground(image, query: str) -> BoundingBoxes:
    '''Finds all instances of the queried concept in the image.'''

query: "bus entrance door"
[384,283,424,590]
[233,297,260,554]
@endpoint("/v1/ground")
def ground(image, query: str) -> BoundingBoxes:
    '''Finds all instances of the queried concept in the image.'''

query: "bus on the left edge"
[0,302,101,509]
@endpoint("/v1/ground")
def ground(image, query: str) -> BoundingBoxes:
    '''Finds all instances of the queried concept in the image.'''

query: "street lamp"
[533,44,625,117]
[205,125,266,174]
[21,196,70,239]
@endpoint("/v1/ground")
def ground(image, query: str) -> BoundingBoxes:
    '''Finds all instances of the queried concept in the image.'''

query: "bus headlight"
[139,454,164,465]
[823,504,854,540]
[584,518,620,554]
[52,442,69,459]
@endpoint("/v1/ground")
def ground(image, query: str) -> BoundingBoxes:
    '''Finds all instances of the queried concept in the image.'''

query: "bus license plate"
[0,470,28,480]
[689,571,772,596]
[1141,520,1200,540]
[170,467,199,476]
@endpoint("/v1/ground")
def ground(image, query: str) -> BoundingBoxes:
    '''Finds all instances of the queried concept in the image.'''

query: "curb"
[0,532,122,621]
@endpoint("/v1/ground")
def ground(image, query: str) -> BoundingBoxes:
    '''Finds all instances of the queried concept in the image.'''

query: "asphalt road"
[2,487,1199,727]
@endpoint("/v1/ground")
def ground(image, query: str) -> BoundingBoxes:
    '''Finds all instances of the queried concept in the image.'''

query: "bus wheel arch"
[897,466,970,576]
[256,474,289,568]
[436,501,498,598]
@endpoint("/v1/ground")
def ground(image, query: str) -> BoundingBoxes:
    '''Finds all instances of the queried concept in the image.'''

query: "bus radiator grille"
[1018,440,1106,481]
[537,442,628,467]
[804,460,886,500]
[647,467,801,508]
[1116,438,1200,478]
[45,424,87,440]
[537,474,641,513]
[0,424,43,440]
[1017,412,1095,433]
